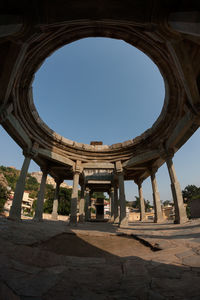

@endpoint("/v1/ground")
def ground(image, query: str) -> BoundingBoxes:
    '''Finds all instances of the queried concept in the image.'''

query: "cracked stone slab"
[182,255,200,267]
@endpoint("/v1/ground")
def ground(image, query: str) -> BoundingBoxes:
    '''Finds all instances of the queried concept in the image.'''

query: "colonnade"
[8,151,188,225]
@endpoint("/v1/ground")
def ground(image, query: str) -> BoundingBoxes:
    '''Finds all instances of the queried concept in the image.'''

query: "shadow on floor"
[0,223,200,300]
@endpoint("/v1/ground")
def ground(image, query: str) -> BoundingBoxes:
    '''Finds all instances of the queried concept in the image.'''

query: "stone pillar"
[85,187,90,221]
[88,190,92,219]
[114,185,119,223]
[116,161,128,227]
[166,155,188,224]
[51,179,62,220]
[79,185,85,222]
[70,171,80,224]
[34,169,48,222]
[110,187,115,222]
[150,169,163,223]
[9,154,31,221]
[138,181,146,221]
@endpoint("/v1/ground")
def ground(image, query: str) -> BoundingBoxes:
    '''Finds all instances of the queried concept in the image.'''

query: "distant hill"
[0,166,20,190]
[0,166,72,196]
[31,172,72,189]
[0,172,8,188]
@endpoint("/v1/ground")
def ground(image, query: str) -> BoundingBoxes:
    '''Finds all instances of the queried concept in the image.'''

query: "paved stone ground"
[0,217,200,299]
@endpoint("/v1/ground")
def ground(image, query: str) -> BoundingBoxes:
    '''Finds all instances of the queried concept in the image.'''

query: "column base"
[119,217,129,227]
[174,216,188,224]
[79,214,84,222]
[69,215,77,225]
[114,216,119,224]
[109,216,115,223]
[51,213,58,220]
[154,217,164,223]
[9,206,21,221]
[33,217,43,222]
[8,215,21,222]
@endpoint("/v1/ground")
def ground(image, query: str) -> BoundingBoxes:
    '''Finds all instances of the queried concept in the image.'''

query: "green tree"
[162,200,172,206]
[25,175,40,192]
[43,184,55,213]
[58,187,71,215]
[145,199,152,212]
[42,186,72,215]
[0,184,8,212]
[132,196,140,209]
[0,166,20,190]
[182,185,200,201]
[182,185,200,219]
[92,192,105,199]
[131,196,152,211]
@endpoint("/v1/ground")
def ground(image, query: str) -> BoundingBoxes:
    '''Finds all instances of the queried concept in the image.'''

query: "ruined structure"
[1,1,200,225]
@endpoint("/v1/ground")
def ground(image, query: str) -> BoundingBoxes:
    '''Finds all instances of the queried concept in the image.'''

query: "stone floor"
[0,217,200,299]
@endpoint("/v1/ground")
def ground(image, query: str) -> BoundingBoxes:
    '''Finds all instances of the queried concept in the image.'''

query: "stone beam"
[166,110,196,149]
[0,15,23,38]
[39,1,152,28]
[127,167,147,170]
[169,11,200,37]
[87,180,111,184]
[123,151,159,168]
[82,162,114,169]
[0,42,28,103]
[167,40,200,113]
[38,148,75,168]
[2,113,32,148]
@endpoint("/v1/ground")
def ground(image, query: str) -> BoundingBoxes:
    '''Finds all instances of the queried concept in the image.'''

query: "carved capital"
[192,102,200,116]
[110,187,114,194]
[0,103,13,123]
[161,148,174,161]
[159,142,174,160]
[134,178,143,187]
[85,187,90,194]
[40,164,51,175]
[23,142,39,159]
[54,177,63,186]
[115,161,123,174]
[74,160,82,174]
[148,166,158,175]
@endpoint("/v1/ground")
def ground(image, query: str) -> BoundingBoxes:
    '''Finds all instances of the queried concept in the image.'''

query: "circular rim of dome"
[8,4,192,165]
[17,22,181,156]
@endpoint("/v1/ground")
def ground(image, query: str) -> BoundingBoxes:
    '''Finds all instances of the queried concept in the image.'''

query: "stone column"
[9,154,31,221]
[166,155,188,224]
[138,181,146,221]
[88,190,92,219]
[51,179,62,220]
[85,187,90,221]
[79,185,85,222]
[150,169,163,223]
[34,168,48,222]
[109,187,115,222]
[70,171,80,224]
[114,185,119,223]
[116,161,128,227]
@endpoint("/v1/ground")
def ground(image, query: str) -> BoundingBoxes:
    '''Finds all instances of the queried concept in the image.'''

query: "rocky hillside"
[0,166,20,190]
[31,172,72,189]
[0,173,8,188]
[0,166,72,191]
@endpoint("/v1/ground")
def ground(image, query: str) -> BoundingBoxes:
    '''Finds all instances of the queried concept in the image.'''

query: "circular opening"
[33,37,165,145]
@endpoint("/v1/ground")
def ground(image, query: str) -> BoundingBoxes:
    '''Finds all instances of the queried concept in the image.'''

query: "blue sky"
[1,37,200,202]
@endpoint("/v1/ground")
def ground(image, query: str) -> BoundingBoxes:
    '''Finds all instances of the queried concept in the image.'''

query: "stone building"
[4,191,34,216]
[189,199,200,219]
